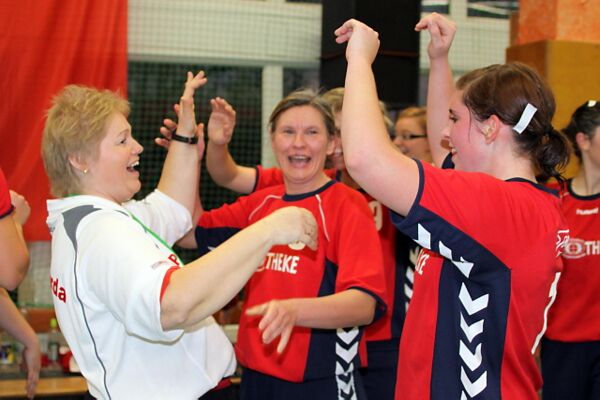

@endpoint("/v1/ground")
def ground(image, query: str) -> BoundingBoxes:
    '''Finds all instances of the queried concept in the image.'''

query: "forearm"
[160,218,273,330]
[206,141,256,194]
[157,141,200,217]
[427,56,454,166]
[292,289,375,329]
[0,289,37,348]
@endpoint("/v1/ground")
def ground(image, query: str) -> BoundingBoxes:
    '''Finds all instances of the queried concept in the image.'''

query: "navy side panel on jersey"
[393,205,510,399]
[304,259,364,381]
[195,226,241,256]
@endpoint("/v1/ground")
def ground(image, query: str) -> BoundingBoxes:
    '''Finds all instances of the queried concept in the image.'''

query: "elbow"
[357,305,376,326]
[2,255,30,290]
[160,299,191,331]
[343,151,370,185]
[352,293,377,327]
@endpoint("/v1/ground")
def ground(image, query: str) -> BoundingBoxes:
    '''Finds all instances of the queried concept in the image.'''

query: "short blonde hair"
[322,87,393,132]
[396,106,427,132]
[42,85,130,197]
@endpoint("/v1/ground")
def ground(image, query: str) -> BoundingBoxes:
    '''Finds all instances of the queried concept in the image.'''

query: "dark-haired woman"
[335,13,571,400]
[542,100,600,400]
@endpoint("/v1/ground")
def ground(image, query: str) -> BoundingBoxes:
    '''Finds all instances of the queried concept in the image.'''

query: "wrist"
[171,130,198,145]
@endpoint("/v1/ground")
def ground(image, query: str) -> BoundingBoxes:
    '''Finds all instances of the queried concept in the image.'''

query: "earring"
[83,169,88,174]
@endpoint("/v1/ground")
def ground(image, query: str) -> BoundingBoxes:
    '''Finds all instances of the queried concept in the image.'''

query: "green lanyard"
[128,212,184,266]
[67,194,184,266]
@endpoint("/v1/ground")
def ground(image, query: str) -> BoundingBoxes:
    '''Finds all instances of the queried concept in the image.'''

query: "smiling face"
[271,105,334,194]
[393,116,431,163]
[445,90,489,172]
[80,112,143,203]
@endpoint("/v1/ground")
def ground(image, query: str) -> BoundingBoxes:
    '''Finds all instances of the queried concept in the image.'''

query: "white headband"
[512,103,537,134]
[588,100,597,107]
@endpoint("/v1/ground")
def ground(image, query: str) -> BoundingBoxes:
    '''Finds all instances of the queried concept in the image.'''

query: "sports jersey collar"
[506,177,559,197]
[282,180,336,201]
[566,178,600,200]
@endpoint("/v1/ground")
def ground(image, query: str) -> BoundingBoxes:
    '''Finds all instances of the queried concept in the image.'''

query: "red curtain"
[0,0,128,240]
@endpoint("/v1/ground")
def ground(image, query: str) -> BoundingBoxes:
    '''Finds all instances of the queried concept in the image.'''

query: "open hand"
[207,97,237,146]
[246,299,297,354]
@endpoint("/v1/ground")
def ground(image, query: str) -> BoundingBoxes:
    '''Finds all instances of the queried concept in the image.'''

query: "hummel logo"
[576,207,598,215]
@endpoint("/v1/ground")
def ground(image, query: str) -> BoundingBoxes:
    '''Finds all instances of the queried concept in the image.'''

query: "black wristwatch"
[170,130,199,144]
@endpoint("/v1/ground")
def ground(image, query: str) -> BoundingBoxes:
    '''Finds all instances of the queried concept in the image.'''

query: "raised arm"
[206,97,257,194]
[160,206,318,330]
[415,13,457,167]
[156,71,206,216]
[335,19,419,216]
[0,191,30,290]
[0,288,40,398]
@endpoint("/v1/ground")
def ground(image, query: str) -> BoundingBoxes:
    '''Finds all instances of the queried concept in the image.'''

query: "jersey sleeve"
[77,211,184,342]
[330,190,387,320]
[195,196,253,256]
[392,160,560,269]
[254,166,285,192]
[0,169,14,219]
[123,190,192,246]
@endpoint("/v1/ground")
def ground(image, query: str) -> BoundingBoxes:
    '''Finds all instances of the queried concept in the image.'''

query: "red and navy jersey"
[392,160,567,400]
[546,180,600,341]
[0,168,13,219]
[359,191,410,342]
[254,166,337,192]
[254,166,410,342]
[195,180,387,382]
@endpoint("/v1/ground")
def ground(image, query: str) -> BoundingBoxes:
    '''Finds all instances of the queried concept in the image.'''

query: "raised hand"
[208,97,237,146]
[9,191,30,226]
[334,19,380,64]
[415,13,457,60]
[176,71,207,139]
[261,206,318,251]
[245,299,297,354]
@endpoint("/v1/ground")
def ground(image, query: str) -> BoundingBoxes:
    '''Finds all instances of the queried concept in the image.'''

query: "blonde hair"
[322,87,394,132]
[396,106,427,132]
[42,85,130,197]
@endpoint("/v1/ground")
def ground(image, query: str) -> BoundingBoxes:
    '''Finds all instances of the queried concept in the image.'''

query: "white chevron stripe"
[416,224,431,249]
[337,373,357,400]
[336,342,358,365]
[337,327,359,344]
[454,257,474,278]
[459,283,489,315]
[338,375,354,393]
[460,313,484,342]
[459,341,483,371]
[404,283,413,299]
[439,240,452,259]
[461,367,487,397]
[335,361,355,375]
[406,266,414,283]
[461,392,468,400]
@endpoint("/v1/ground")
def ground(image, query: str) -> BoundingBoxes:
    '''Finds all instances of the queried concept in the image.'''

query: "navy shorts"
[359,338,399,400]
[240,367,367,400]
[541,337,600,400]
